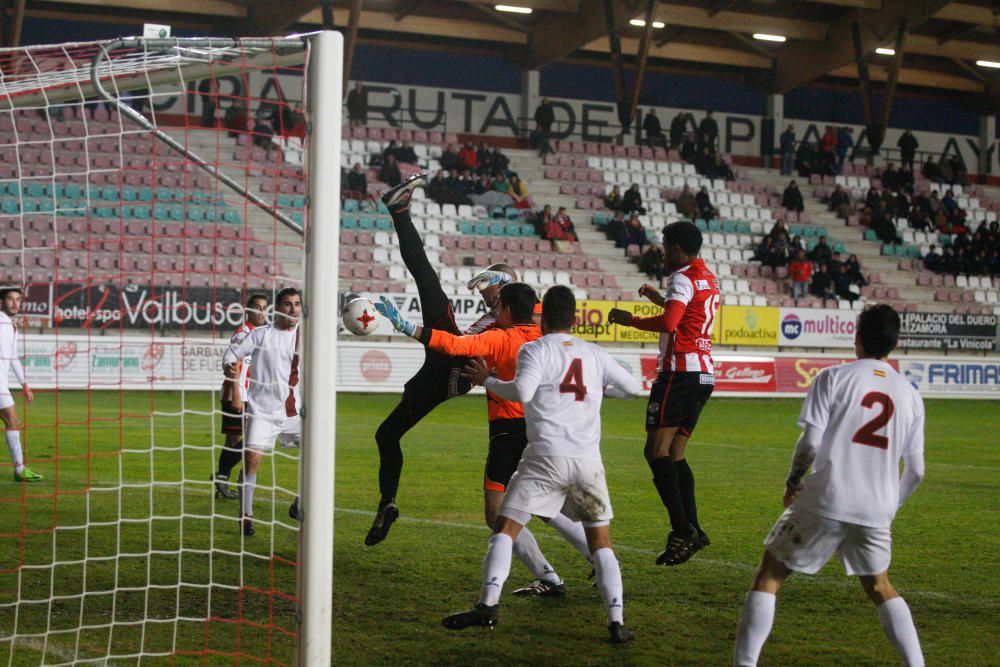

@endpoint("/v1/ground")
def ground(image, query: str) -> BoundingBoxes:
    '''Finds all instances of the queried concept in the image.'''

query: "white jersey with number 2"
[484,333,642,462]
[794,358,924,528]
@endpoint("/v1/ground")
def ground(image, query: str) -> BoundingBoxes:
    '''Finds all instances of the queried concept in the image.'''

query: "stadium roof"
[13,0,1000,110]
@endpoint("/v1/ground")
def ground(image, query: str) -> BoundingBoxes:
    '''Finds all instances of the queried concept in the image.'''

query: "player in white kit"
[734,305,925,667]
[443,285,642,644]
[0,288,41,482]
[223,287,302,536]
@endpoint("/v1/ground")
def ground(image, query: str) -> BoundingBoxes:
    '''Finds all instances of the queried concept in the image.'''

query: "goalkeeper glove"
[375,296,416,337]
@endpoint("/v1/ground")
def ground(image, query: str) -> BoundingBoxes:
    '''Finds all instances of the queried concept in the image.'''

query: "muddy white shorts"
[500,455,613,527]
[765,507,892,576]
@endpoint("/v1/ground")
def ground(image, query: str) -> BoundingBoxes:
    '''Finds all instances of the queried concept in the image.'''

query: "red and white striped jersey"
[629,259,720,374]
[464,310,497,335]
[220,322,255,402]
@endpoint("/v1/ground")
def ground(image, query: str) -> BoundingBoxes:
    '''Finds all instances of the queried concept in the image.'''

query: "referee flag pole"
[299,29,342,665]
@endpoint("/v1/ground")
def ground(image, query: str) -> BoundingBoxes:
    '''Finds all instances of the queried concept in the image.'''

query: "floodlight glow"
[875,47,896,56]
[495,4,532,13]
[976,60,1000,69]
[753,33,786,42]
[629,19,666,28]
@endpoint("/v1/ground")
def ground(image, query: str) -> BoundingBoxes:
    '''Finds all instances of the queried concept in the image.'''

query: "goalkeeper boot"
[608,622,635,644]
[655,529,698,566]
[442,603,499,630]
[213,473,238,500]
[380,172,426,214]
[14,467,43,483]
[242,516,255,537]
[512,578,566,598]
[364,498,399,546]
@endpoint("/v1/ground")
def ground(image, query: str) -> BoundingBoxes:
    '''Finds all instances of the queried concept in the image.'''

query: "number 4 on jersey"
[559,358,587,402]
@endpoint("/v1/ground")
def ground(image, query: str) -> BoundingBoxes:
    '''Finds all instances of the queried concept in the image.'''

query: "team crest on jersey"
[695,279,710,291]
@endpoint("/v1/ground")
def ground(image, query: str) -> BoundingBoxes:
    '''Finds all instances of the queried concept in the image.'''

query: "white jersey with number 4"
[794,358,924,528]
[484,333,641,462]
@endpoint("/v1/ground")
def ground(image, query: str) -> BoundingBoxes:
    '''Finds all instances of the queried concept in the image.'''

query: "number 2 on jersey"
[852,391,894,449]
[559,358,587,402]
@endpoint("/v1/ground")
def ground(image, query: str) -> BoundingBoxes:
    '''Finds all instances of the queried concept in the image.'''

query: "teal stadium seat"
[802,226,816,238]
[188,207,206,222]
[138,187,153,202]
[169,205,185,221]
[132,204,151,219]
[38,200,54,213]
[938,233,951,245]
[64,183,83,199]
[907,245,922,258]
[788,224,802,236]
[817,227,829,238]
[593,212,610,226]
[24,183,45,198]
[459,221,474,235]
[505,208,520,221]
[520,223,535,236]
[708,219,723,232]
[474,222,490,235]
[881,243,893,255]
[489,222,505,235]
[864,229,878,241]
[341,215,358,229]
[1,200,17,214]
[833,242,846,254]
[490,206,505,218]
[375,200,390,215]
[374,216,393,231]
[342,199,360,213]
[722,220,738,233]
[357,216,375,230]
[694,219,708,232]
[221,210,241,224]
[21,200,38,213]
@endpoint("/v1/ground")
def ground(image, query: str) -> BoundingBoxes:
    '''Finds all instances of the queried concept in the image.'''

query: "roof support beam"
[342,0,362,96]
[1,0,26,48]
[878,20,908,148]
[468,3,531,32]
[770,0,950,93]
[627,0,657,126]
[249,0,320,35]
[526,0,645,69]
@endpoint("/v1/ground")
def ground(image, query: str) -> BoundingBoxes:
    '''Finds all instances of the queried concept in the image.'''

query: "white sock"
[478,533,512,607]
[877,597,924,667]
[6,430,23,475]
[241,472,257,517]
[546,513,591,562]
[734,591,776,667]
[512,527,560,583]
[591,548,624,624]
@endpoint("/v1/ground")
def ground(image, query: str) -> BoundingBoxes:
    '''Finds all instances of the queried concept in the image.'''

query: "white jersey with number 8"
[485,333,642,463]
[793,358,924,528]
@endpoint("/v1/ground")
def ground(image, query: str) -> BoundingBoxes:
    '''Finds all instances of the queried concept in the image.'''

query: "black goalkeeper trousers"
[375,209,469,499]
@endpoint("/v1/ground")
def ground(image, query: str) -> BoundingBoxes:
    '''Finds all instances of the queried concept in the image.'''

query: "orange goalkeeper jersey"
[428,323,542,421]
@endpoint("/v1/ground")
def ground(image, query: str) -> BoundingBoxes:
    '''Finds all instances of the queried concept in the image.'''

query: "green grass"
[0,392,998,665]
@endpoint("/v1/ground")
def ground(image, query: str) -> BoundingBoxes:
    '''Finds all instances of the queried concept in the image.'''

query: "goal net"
[0,33,340,665]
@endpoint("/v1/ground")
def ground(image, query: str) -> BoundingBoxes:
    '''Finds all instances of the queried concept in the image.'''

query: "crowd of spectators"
[923,220,1000,277]
[604,184,647,215]
[533,204,577,242]
[669,184,717,221]
[756,221,867,302]
[785,125,854,178]
[426,169,530,209]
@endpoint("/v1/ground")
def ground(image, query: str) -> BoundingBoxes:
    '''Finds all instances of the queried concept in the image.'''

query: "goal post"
[0,31,340,665]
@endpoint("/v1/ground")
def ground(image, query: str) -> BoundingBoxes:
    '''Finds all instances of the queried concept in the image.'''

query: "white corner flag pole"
[298,29,342,666]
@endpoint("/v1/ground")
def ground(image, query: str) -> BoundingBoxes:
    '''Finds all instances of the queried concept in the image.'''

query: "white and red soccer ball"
[342,297,382,336]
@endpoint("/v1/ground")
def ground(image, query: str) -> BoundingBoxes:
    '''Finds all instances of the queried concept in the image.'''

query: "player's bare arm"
[638,284,665,307]
[22,385,32,405]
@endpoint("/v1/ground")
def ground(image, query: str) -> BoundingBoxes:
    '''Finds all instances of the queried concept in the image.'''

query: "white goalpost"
[0,32,340,666]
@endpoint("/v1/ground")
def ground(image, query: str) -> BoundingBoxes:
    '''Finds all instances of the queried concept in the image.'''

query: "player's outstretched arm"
[638,283,665,307]
[374,296,417,338]
[603,355,642,399]
[223,329,260,375]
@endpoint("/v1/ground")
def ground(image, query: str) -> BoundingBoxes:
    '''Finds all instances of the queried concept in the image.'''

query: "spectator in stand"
[508,174,531,208]
[833,263,860,303]
[379,154,402,188]
[827,250,844,275]
[893,187,911,219]
[789,234,806,254]
[881,164,900,191]
[476,142,493,175]
[807,236,833,265]
[987,249,999,276]
[491,173,511,198]
[942,189,959,217]
[681,133,698,163]
[782,181,804,214]
[759,235,787,269]
[382,140,399,162]
[491,147,510,176]
[252,110,275,148]
[780,125,796,176]
[532,204,554,236]
[820,125,837,163]
[946,155,967,185]
[554,207,577,241]
[457,143,478,173]
[898,129,918,171]
[224,99,249,138]
[622,184,646,215]
[396,141,418,165]
[835,126,853,173]
[439,143,459,171]
[346,81,367,128]
[643,109,666,148]
[198,79,218,128]
[674,184,697,219]
[605,185,622,211]
[346,163,368,197]
[809,263,835,300]
[534,98,555,133]
[605,210,626,246]
[899,164,915,189]
[695,186,717,220]
[829,184,852,220]
[669,112,688,149]
[640,243,665,280]
[621,215,647,248]
[699,111,718,147]
[923,158,944,184]
[529,123,553,157]
[788,249,812,300]
[769,220,791,244]
[871,202,902,244]
[865,186,882,213]
[795,141,817,178]
[845,254,867,286]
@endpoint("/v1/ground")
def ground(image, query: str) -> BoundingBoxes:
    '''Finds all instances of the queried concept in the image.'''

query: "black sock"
[648,457,691,534]
[217,440,242,478]
[675,458,700,532]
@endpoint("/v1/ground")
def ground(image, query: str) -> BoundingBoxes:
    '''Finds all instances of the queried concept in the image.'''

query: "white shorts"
[764,508,892,576]
[500,455,613,527]
[0,392,12,410]
[244,413,301,452]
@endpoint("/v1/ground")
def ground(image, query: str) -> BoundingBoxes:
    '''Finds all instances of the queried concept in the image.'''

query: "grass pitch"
[0,391,997,665]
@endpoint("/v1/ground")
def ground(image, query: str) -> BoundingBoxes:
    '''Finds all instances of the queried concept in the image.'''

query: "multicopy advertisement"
[778,308,857,348]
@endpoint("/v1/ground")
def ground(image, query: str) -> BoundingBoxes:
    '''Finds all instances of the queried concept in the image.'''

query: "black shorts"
[220,400,243,435]
[484,418,528,492]
[646,371,714,436]
[401,353,473,420]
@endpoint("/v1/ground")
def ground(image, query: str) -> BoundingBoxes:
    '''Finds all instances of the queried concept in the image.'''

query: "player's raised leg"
[646,426,698,565]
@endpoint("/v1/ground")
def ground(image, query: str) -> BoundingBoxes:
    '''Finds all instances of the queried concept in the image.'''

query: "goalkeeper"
[366,172,515,546]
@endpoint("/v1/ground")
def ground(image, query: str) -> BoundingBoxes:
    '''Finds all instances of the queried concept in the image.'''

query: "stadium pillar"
[763,93,783,170]
[979,114,997,176]
[520,69,540,139]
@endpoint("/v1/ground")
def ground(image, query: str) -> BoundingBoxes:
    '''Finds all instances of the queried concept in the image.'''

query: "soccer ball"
[342,297,381,336]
